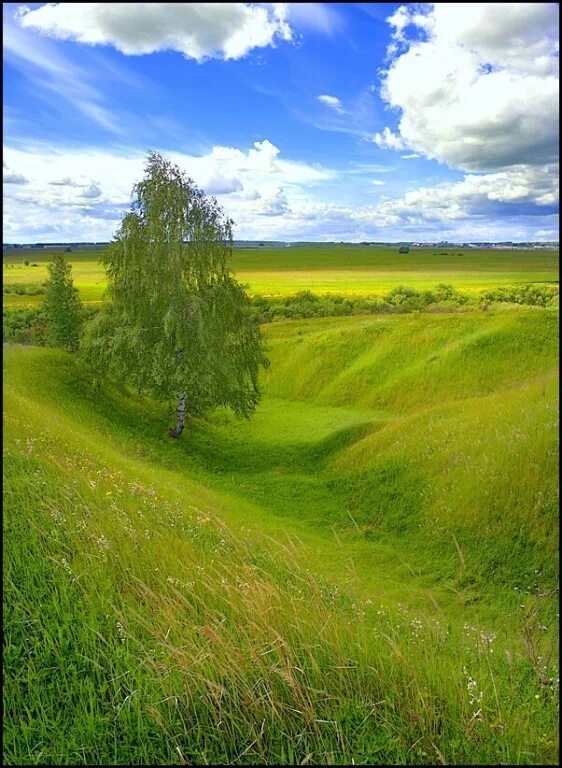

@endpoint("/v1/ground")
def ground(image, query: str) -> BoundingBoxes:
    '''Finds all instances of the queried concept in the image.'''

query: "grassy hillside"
[3,307,559,764]
[4,245,559,308]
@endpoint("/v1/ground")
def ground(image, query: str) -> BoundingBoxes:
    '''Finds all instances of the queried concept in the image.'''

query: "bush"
[3,308,48,345]
[3,283,46,296]
[251,283,557,322]
[480,283,558,308]
[4,305,99,346]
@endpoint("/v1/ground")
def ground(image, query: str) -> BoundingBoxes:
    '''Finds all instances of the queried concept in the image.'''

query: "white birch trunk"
[168,391,186,438]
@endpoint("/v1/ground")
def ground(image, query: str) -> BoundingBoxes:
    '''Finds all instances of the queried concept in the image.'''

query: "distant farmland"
[3,244,559,309]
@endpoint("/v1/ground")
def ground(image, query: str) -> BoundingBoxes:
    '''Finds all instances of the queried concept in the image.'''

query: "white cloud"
[192,159,559,241]
[377,3,559,172]
[429,3,559,76]
[401,153,420,160]
[49,177,82,187]
[374,127,404,150]
[385,164,559,218]
[317,94,345,114]
[347,163,394,175]
[285,3,343,37]
[16,3,293,62]
[81,183,103,199]
[256,187,290,216]
[387,4,433,43]
[204,176,243,195]
[2,139,335,241]
[169,139,335,190]
[3,137,556,244]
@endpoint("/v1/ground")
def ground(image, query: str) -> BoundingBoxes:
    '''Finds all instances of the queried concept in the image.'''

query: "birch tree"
[82,151,268,437]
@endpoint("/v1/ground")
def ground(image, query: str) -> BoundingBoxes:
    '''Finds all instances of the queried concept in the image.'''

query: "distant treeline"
[4,283,558,345]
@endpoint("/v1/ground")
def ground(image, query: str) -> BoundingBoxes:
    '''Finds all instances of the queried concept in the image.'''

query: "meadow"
[4,299,559,763]
[3,245,559,308]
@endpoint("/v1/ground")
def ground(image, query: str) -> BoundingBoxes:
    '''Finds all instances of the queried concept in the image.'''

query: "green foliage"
[2,306,95,345]
[249,283,557,321]
[3,307,48,345]
[251,284,472,320]
[3,282,46,296]
[479,283,559,307]
[41,252,83,352]
[82,152,268,421]
[4,282,557,351]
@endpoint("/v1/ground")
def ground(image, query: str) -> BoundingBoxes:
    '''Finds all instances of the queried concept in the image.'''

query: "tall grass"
[3,308,559,764]
[4,438,558,764]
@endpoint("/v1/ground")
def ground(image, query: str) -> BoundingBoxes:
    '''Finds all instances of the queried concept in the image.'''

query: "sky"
[3,2,559,243]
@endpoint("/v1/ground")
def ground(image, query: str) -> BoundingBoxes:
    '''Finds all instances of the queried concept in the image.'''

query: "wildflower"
[96,534,110,551]
[466,674,484,720]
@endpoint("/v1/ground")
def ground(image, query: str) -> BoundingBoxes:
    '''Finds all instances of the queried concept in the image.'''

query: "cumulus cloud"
[204,176,243,195]
[2,139,334,241]
[382,165,558,220]
[386,4,433,44]
[4,136,557,242]
[230,199,557,243]
[317,94,345,114]
[373,127,404,150]
[376,3,559,173]
[80,183,102,199]
[257,187,290,216]
[16,3,293,62]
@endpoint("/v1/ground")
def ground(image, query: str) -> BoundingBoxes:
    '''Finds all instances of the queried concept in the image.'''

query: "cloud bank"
[16,3,293,61]
[3,137,557,243]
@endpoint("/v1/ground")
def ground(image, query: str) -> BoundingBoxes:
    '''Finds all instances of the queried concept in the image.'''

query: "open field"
[4,306,559,764]
[3,245,559,308]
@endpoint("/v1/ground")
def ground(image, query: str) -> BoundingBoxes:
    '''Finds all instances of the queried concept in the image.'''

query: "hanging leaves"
[81,151,268,422]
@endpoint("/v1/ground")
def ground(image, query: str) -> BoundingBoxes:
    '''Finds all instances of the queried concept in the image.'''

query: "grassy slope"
[3,307,559,764]
[4,245,559,307]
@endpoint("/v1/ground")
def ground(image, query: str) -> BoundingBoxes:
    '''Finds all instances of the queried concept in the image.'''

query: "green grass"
[4,245,558,308]
[3,306,559,764]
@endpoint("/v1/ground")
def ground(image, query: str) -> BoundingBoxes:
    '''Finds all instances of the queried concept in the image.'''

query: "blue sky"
[3,2,559,242]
